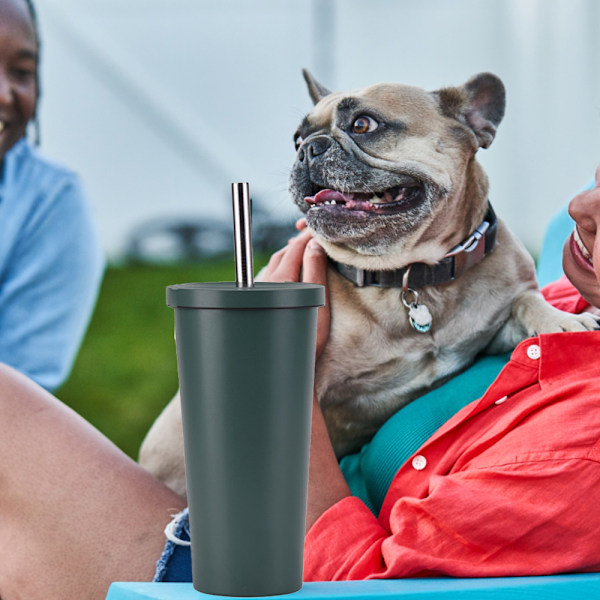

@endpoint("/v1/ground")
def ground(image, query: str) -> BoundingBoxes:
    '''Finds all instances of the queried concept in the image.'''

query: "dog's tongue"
[306,189,349,205]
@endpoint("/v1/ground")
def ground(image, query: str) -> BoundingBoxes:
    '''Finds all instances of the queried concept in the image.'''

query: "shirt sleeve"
[304,456,600,580]
[0,174,105,390]
[541,275,589,313]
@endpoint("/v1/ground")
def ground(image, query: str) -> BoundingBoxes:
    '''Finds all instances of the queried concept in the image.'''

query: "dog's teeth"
[369,195,386,204]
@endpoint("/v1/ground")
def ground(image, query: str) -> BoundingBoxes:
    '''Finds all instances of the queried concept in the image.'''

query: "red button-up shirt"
[304,278,600,580]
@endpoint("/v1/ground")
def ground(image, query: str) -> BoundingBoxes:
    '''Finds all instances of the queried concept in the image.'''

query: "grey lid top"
[167,281,325,309]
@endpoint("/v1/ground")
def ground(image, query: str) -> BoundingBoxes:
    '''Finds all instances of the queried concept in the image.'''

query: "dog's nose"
[299,136,331,163]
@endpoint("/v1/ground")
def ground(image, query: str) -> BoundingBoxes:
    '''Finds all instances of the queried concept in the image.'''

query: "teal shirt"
[340,353,511,515]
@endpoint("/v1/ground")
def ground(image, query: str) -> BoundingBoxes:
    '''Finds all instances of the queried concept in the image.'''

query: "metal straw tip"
[232,182,254,288]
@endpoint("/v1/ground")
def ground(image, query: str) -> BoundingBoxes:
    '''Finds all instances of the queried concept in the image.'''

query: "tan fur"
[139,73,597,495]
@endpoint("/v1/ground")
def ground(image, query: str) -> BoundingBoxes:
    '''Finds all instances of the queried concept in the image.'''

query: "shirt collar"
[542,275,591,314]
[473,330,600,412]
[0,137,28,203]
[538,330,600,383]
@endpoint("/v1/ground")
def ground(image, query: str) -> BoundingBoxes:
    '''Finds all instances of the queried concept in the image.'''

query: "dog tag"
[408,302,432,333]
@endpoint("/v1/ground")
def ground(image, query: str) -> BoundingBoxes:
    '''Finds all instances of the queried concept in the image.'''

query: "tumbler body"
[167,282,324,597]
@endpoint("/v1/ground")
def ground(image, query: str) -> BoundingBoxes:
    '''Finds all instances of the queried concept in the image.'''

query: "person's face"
[0,0,37,160]
[562,164,600,309]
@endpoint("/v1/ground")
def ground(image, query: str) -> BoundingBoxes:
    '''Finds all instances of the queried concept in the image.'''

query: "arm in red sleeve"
[306,332,600,581]
[305,455,600,581]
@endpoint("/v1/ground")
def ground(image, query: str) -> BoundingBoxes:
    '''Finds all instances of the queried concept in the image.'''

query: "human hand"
[261,223,347,530]
[261,223,330,358]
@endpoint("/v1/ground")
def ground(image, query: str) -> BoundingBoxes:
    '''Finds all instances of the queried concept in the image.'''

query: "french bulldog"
[139,71,598,496]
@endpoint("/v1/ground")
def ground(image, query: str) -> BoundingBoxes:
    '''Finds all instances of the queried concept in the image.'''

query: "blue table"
[107,575,600,599]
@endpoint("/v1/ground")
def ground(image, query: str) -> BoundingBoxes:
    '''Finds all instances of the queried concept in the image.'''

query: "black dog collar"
[331,204,498,289]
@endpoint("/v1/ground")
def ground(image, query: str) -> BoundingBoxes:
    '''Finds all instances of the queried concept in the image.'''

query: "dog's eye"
[294,135,304,150]
[352,115,378,134]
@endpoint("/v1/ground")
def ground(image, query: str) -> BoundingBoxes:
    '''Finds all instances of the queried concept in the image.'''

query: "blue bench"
[107,199,598,599]
[106,574,600,599]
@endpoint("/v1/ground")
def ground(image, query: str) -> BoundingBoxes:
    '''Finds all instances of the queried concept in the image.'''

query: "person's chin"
[0,132,22,159]
[562,239,600,309]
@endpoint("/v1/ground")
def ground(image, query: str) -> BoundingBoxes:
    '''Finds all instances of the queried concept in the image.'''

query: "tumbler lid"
[167,281,325,309]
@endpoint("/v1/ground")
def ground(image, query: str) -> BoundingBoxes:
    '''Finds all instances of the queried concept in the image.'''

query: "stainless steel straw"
[232,182,254,288]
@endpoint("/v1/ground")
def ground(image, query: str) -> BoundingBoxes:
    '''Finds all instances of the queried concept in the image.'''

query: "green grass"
[55,255,270,459]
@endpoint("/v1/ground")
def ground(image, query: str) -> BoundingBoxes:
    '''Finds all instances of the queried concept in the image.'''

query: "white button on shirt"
[494,396,508,405]
[412,455,427,471]
[527,344,541,360]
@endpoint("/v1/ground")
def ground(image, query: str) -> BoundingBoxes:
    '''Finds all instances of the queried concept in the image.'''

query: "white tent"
[35,0,600,260]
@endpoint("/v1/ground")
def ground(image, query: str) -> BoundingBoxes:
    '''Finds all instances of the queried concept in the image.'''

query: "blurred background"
[35,0,600,456]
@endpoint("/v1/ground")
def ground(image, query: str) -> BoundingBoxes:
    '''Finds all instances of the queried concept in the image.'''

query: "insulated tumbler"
[166,183,325,596]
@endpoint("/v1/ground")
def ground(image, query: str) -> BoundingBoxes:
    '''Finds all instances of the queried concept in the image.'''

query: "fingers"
[302,240,331,359]
[262,224,328,287]
[296,218,307,231]
[302,239,328,286]
[281,229,313,278]
[262,229,313,283]
[262,231,331,357]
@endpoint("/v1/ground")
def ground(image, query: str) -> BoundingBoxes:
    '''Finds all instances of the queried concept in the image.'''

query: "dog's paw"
[554,311,600,332]
[523,307,600,335]
[506,290,600,343]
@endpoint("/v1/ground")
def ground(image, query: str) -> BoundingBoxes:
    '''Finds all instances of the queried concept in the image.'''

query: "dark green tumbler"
[167,281,324,596]
[167,183,324,596]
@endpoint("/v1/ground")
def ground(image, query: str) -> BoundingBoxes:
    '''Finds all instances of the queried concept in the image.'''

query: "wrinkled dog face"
[289,71,505,267]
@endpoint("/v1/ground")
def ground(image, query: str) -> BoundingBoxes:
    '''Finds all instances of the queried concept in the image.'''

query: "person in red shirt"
[0,168,598,598]
[263,166,600,581]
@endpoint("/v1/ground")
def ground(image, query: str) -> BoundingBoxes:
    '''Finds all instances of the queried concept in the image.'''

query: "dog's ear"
[435,73,506,149]
[302,69,332,104]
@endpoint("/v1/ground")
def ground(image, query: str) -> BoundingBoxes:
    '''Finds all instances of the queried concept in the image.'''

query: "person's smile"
[563,164,600,309]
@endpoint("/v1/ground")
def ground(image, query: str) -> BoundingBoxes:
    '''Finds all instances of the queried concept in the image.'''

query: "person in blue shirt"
[0,0,104,390]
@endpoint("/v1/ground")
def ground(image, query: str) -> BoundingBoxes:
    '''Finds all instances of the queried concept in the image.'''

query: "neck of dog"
[330,203,497,289]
